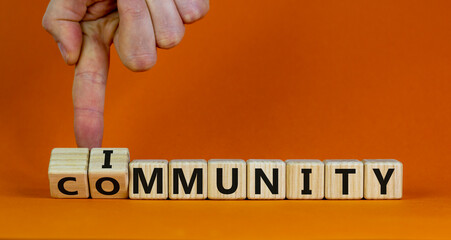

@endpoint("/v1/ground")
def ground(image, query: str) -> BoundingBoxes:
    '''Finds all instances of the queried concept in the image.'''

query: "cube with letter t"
[325,159,363,199]
[88,148,130,198]
[169,160,207,199]
[247,159,286,199]
[129,160,168,199]
[363,159,403,199]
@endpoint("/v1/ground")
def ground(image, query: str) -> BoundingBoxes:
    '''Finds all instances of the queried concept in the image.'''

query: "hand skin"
[42,0,209,148]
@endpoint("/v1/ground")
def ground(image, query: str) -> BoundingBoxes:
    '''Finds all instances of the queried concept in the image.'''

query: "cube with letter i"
[88,148,130,198]
[129,160,168,199]
[247,159,286,199]
[286,159,324,199]
[363,159,403,199]
[48,148,90,198]
[169,160,207,199]
[208,159,246,200]
[325,159,363,200]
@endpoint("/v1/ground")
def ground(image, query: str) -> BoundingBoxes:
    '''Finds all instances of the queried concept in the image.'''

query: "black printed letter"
[96,177,120,195]
[173,168,203,194]
[102,150,113,168]
[133,168,163,194]
[335,169,356,195]
[373,168,394,194]
[255,168,278,194]
[58,177,78,195]
[216,168,238,194]
[301,169,312,195]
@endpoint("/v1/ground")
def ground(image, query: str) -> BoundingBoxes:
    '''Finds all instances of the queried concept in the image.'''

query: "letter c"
[58,177,78,195]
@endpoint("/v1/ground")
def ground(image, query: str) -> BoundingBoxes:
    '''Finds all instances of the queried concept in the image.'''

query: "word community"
[48,148,403,200]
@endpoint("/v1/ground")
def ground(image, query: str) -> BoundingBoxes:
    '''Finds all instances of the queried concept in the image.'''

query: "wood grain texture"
[247,159,286,199]
[88,148,129,198]
[325,159,363,200]
[169,160,207,199]
[363,159,403,199]
[286,159,324,199]
[129,160,168,199]
[208,159,246,200]
[48,148,90,198]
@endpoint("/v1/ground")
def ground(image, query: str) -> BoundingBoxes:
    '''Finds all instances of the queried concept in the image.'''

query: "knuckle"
[157,30,184,49]
[125,53,157,72]
[180,3,208,23]
[75,71,107,85]
[121,6,147,20]
[42,16,52,32]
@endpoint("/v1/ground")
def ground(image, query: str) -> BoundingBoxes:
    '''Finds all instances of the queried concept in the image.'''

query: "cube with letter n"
[247,159,286,199]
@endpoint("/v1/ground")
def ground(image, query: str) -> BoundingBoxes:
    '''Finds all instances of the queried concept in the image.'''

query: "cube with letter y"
[208,159,246,200]
[325,159,363,199]
[129,160,168,199]
[363,159,403,199]
[48,148,90,198]
[88,148,129,198]
[169,159,207,199]
[247,159,286,199]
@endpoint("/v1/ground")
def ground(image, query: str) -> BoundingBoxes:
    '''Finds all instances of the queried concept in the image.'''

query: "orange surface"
[1,0,450,239]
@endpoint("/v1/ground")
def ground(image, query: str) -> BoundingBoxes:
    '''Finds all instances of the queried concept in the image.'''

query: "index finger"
[73,16,118,148]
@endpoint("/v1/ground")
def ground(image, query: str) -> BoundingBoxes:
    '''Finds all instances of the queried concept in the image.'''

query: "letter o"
[95,177,120,195]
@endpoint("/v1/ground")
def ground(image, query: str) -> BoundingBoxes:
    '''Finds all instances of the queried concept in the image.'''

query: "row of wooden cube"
[49,148,403,200]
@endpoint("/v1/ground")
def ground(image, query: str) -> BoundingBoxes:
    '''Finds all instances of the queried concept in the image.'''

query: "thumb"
[42,0,87,65]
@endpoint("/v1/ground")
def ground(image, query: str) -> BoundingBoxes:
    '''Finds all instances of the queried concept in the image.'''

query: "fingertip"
[122,53,157,72]
[156,28,185,49]
[57,42,68,63]
[115,0,158,72]
[74,109,104,148]
[51,26,83,65]
[176,0,209,24]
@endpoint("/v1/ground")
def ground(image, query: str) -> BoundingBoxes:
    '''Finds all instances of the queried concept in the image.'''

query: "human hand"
[42,0,209,148]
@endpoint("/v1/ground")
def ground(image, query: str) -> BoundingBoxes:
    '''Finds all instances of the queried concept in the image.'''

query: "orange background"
[0,0,450,239]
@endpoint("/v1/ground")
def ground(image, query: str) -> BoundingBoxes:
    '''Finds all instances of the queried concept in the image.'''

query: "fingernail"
[57,42,67,63]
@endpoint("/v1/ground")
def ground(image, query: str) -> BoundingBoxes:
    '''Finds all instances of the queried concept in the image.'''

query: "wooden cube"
[129,160,168,199]
[247,159,286,199]
[88,148,129,198]
[325,160,363,199]
[169,160,207,199]
[48,148,90,198]
[286,159,324,199]
[363,159,403,199]
[208,159,246,200]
